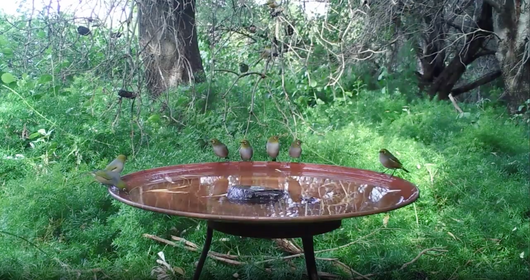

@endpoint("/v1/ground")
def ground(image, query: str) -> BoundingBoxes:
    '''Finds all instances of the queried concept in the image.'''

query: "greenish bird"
[266,135,280,161]
[239,140,253,161]
[379,149,409,176]
[104,154,127,173]
[288,139,302,160]
[211,138,229,160]
[92,170,127,190]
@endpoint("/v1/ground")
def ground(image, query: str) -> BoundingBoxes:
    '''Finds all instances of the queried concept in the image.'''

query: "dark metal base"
[192,220,342,280]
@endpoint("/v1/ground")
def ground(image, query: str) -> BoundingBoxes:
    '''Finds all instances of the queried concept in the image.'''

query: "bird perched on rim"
[379,149,409,176]
[288,139,302,160]
[211,138,229,160]
[266,135,280,161]
[91,170,127,190]
[239,140,253,161]
[105,154,127,173]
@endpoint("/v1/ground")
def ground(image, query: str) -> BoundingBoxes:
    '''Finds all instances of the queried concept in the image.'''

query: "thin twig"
[332,259,372,280]
[448,93,464,114]
[0,230,49,256]
[400,247,448,270]
[144,234,246,265]
[256,228,386,264]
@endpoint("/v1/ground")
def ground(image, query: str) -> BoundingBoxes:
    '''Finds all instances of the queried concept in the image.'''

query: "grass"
[0,76,529,280]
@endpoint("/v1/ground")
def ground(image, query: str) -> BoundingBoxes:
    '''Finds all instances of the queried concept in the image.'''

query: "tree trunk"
[416,12,447,94]
[489,0,530,113]
[138,0,204,98]
[426,1,494,100]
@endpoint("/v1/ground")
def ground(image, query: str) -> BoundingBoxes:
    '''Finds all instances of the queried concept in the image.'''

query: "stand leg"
[301,236,319,280]
[193,226,213,280]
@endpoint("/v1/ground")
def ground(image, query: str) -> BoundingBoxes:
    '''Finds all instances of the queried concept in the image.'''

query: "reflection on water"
[123,171,410,218]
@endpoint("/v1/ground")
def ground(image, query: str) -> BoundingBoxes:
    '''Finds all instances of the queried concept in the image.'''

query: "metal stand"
[192,226,213,280]
[302,236,318,280]
[191,220,342,280]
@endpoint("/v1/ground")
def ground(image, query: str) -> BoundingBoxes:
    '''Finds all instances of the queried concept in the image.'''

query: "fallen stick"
[143,228,393,278]
[448,94,464,114]
[144,233,178,247]
[256,228,384,264]
[144,234,246,265]
[332,260,371,280]
[400,247,448,270]
[171,235,199,249]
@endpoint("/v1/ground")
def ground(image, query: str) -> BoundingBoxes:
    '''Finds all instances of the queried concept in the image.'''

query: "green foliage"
[1,4,529,280]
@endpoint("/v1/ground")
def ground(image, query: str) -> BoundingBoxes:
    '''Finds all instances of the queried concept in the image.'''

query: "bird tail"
[272,158,277,162]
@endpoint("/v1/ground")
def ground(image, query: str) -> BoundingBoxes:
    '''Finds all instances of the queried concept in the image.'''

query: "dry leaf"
[157,251,166,261]
[383,214,389,227]
[447,231,458,240]
[173,267,185,275]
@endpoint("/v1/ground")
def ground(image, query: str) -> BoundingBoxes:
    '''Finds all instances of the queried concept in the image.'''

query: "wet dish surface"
[109,161,419,223]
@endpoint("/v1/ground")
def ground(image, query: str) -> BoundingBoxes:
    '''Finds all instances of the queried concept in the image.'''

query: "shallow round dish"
[109,161,419,223]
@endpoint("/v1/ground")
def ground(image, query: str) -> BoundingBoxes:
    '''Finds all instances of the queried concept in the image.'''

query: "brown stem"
[451,70,502,96]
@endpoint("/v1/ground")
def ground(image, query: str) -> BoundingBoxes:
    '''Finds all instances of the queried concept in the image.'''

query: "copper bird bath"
[109,161,419,280]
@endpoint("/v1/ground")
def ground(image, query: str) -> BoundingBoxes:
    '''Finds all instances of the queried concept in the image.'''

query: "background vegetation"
[0,0,529,279]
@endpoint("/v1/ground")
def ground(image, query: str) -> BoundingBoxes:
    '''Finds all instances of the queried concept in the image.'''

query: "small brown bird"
[379,149,409,176]
[104,154,127,173]
[266,0,280,9]
[260,48,273,59]
[239,140,253,161]
[289,139,302,160]
[211,138,229,160]
[92,170,127,190]
[266,136,280,161]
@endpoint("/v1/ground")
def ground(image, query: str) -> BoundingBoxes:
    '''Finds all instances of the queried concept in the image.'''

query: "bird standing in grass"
[211,138,229,160]
[379,149,409,176]
[92,170,127,190]
[288,139,302,161]
[104,154,127,173]
[266,136,280,161]
[239,140,253,161]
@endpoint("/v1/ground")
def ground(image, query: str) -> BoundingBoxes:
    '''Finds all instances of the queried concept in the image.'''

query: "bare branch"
[451,70,502,96]
[400,247,448,270]
[475,50,497,58]
[483,0,502,13]
[449,94,464,114]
